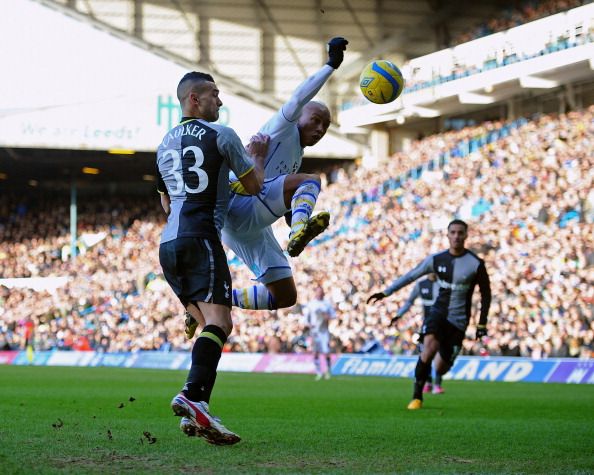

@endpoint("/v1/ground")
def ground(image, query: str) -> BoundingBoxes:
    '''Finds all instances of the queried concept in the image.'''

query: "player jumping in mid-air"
[185,37,349,338]
[368,220,491,410]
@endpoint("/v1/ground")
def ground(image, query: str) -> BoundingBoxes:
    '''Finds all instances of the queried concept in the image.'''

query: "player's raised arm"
[280,37,348,123]
[390,282,421,325]
[217,128,268,196]
[369,256,434,305]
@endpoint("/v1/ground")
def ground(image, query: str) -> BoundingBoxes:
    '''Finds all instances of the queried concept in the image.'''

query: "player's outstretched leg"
[408,357,432,410]
[286,178,330,257]
[433,372,445,394]
[423,374,433,394]
[288,211,330,257]
[173,325,240,445]
[324,354,332,379]
[231,285,277,310]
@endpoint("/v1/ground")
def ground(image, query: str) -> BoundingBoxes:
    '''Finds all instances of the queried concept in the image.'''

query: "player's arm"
[279,37,348,123]
[390,283,420,325]
[475,261,492,339]
[160,193,170,215]
[239,133,269,195]
[156,166,170,215]
[218,128,267,196]
[368,256,434,304]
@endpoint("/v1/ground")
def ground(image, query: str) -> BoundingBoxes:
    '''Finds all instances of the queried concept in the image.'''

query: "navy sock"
[413,358,432,400]
[183,325,227,402]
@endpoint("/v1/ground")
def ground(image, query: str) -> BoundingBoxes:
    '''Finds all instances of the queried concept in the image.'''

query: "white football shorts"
[225,175,288,234]
[312,332,330,354]
[223,175,293,284]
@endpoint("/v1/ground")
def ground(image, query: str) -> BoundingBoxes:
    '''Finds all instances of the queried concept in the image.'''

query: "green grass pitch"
[0,365,593,474]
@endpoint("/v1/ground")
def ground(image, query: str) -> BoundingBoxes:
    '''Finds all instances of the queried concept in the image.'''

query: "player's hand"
[476,324,487,340]
[367,292,386,304]
[326,37,348,69]
[246,133,270,159]
[284,211,292,227]
[389,315,402,326]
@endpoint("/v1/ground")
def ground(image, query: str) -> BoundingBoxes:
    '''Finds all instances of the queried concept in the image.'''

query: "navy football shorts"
[159,237,232,308]
[422,313,465,368]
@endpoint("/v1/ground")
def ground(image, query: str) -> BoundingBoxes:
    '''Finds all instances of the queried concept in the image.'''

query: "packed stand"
[451,0,587,46]
[1,107,592,359]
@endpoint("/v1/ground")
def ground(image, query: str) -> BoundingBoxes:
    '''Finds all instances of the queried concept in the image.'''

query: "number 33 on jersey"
[156,118,255,243]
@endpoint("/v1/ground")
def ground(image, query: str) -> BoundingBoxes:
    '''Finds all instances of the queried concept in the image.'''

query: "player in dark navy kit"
[389,273,446,394]
[368,220,491,410]
[157,71,268,444]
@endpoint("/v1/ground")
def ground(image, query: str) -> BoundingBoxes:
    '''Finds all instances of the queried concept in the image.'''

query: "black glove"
[284,211,292,228]
[367,292,386,304]
[326,37,348,69]
[389,314,402,326]
[476,324,487,340]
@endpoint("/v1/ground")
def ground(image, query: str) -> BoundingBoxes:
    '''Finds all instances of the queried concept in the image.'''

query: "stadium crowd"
[1,107,592,360]
[451,0,587,46]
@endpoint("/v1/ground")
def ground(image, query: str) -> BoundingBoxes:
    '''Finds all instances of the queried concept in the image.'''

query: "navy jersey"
[383,250,491,331]
[396,278,440,318]
[157,118,255,243]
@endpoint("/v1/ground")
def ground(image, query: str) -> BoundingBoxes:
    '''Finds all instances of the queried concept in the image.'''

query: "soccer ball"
[359,60,405,104]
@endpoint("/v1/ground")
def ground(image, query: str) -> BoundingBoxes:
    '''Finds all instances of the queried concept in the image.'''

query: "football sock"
[435,373,443,386]
[314,354,321,374]
[232,285,276,310]
[413,358,432,400]
[325,355,332,373]
[202,372,217,404]
[426,375,433,385]
[183,325,227,402]
[290,180,321,237]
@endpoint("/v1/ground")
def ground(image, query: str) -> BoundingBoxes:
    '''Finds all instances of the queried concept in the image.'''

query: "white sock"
[232,285,276,310]
[290,180,321,237]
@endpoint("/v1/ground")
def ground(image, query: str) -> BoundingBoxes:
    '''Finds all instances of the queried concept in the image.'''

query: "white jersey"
[229,65,334,188]
[304,298,336,336]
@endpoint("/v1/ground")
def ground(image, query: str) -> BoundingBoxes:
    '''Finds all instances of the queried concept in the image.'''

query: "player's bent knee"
[267,278,297,309]
[274,291,297,309]
[303,173,321,186]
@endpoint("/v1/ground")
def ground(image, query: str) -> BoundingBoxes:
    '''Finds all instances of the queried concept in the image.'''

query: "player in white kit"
[184,37,348,338]
[303,287,336,380]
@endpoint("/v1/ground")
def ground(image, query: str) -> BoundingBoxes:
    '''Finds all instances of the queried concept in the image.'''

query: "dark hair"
[178,71,214,88]
[448,219,468,230]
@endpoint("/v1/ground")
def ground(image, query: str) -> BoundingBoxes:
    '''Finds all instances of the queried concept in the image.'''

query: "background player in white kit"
[303,287,336,380]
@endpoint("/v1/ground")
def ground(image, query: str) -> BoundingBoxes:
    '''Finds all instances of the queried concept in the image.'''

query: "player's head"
[177,72,222,122]
[447,219,468,253]
[298,101,331,147]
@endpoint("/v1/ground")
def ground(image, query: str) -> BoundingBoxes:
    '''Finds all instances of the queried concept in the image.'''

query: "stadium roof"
[35,0,511,112]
